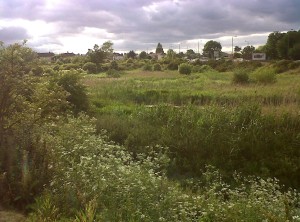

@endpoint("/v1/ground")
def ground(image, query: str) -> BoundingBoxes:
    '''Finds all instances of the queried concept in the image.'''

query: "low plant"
[178,63,192,75]
[232,68,249,84]
[251,66,277,84]
[153,63,162,71]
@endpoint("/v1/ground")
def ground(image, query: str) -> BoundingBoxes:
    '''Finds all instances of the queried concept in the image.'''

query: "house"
[252,53,266,61]
[37,52,55,61]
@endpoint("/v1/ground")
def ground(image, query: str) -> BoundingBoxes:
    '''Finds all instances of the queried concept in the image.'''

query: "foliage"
[167,61,180,70]
[0,42,70,209]
[251,67,277,84]
[178,63,192,75]
[106,69,122,78]
[203,40,222,59]
[86,41,113,65]
[139,51,148,59]
[143,63,153,71]
[55,70,89,114]
[242,45,255,60]
[153,63,162,71]
[155,42,164,54]
[28,116,300,221]
[265,31,285,60]
[83,62,97,74]
[232,69,249,84]
[127,50,137,59]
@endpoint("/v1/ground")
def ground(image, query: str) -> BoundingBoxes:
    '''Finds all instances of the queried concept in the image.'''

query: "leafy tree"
[87,41,113,66]
[127,50,137,59]
[165,49,176,61]
[0,42,69,208]
[155,43,164,54]
[83,62,97,74]
[265,31,284,59]
[277,30,300,59]
[203,40,222,59]
[55,71,89,114]
[234,46,242,52]
[289,42,300,60]
[242,45,255,60]
[139,51,148,59]
[186,49,197,59]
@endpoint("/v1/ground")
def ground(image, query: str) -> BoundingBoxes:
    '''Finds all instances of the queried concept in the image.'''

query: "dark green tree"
[87,41,113,66]
[186,49,197,59]
[265,31,284,59]
[139,51,148,59]
[203,40,222,59]
[277,30,300,59]
[155,43,164,54]
[242,45,255,60]
[127,50,137,59]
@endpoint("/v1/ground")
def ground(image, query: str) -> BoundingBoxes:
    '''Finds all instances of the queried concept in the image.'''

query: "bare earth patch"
[0,211,25,222]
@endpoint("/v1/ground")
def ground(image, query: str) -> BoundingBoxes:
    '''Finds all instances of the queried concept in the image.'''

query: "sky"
[0,0,299,54]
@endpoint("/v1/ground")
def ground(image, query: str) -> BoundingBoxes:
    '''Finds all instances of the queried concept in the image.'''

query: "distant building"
[252,53,266,61]
[113,53,124,60]
[37,52,55,61]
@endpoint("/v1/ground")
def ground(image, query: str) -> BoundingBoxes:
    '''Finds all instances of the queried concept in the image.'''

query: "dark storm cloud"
[0,26,29,43]
[0,0,299,52]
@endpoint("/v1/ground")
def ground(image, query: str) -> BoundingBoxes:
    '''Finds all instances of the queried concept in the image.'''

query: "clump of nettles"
[28,116,300,222]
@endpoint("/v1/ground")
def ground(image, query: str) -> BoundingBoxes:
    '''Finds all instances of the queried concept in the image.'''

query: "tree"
[186,49,197,59]
[139,51,148,59]
[155,43,164,54]
[277,30,300,59]
[265,31,284,60]
[166,49,176,60]
[87,41,114,65]
[0,42,69,207]
[203,40,222,59]
[127,50,137,59]
[242,45,255,60]
[234,46,242,52]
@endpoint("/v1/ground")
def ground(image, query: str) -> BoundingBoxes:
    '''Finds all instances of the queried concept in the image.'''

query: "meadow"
[1,43,299,221]
[83,66,300,190]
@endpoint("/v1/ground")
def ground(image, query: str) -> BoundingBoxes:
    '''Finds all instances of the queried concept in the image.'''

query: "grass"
[0,211,25,222]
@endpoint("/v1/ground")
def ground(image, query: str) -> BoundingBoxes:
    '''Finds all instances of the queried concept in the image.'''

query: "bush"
[153,63,162,71]
[143,63,153,71]
[106,69,121,78]
[178,63,192,75]
[110,60,119,70]
[232,69,249,84]
[83,62,97,74]
[251,67,277,84]
[167,61,179,70]
[273,60,292,73]
[199,65,213,73]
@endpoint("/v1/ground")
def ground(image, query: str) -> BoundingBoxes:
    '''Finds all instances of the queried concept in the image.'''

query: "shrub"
[83,62,97,74]
[106,69,121,78]
[31,66,44,76]
[232,69,249,84]
[178,63,192,75]
[199,65,213,73]
[143,63,153,71]
[110,60,119,70]
[167,61,179,70]
[273,60,292,73]
[251,67,277,84]
[153,63,162,71]
[288,61,300,70]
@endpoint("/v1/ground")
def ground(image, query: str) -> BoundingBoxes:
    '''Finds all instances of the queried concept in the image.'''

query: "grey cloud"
[0,26,29,43]
[0,0,299,52]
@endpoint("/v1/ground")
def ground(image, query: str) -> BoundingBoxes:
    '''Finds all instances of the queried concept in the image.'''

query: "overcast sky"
[0,0,299,54]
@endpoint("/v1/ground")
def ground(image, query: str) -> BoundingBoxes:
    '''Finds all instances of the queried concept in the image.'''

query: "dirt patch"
[0,211,26,222]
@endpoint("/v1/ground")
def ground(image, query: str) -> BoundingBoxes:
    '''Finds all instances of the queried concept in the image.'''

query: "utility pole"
[232,36,237,59]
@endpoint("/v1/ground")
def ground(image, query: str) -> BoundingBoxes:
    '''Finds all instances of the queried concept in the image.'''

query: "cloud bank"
[0,0,299,53]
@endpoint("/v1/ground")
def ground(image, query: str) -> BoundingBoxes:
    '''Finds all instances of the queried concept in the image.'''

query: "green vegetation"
[1,42,300,221]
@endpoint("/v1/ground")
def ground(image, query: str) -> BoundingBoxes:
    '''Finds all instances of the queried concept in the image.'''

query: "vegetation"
[1,41,300,221]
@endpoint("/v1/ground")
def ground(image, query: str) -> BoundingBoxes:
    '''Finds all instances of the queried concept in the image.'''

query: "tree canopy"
[203,40,222,59]
[155,43,164,54]
[87,41,114,65]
